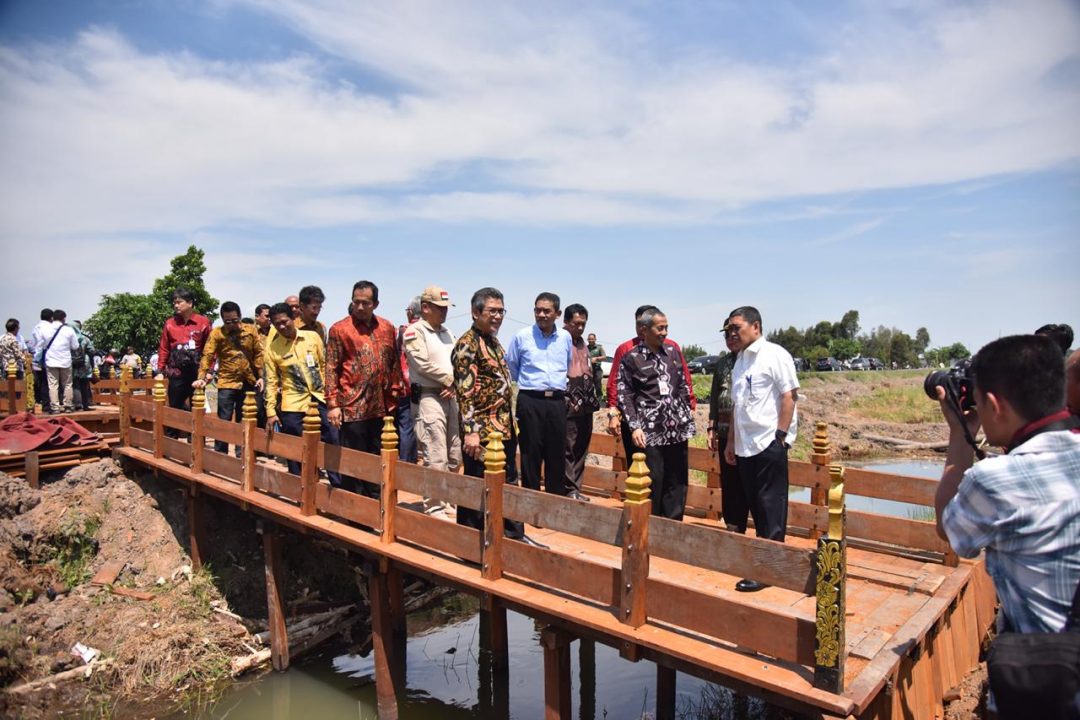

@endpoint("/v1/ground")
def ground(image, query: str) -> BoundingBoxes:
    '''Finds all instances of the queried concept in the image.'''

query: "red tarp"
[0,412,101,454]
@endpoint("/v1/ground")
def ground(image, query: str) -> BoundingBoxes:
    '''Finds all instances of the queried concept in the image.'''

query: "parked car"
[815,356,842,371]
[849,357,871,371]
[793,357,809,372]
[868,358,886,370]
[687,355,722,374]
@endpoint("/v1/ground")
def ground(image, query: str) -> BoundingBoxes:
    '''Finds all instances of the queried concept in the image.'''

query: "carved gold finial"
[303,401,320,433]
[484,431,506,473]
[191,385,205,413]
[381,415,398,450]
[118,365,129,392]
[5,361,15,379]
[242,390,258,422]
[811,421,831,466]
[624,452,652,505]
[827,463,846,540]
[92,365,100,380]
[152,377,166,403]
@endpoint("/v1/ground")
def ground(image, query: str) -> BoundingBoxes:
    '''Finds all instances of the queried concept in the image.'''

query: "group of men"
[1,309,96,413]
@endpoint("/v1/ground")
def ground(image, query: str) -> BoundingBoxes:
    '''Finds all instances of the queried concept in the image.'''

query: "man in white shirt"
[29,308,54,412]
[42,309,80,414]
[723,305,799,592]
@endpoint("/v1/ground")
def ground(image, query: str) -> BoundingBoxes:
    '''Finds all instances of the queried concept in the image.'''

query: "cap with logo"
[421,285,453,307]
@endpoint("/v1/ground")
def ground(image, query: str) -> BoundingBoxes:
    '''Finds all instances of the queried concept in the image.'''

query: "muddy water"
[175,460,941,720]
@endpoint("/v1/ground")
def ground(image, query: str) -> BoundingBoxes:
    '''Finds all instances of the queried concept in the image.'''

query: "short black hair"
[220,301,241,316]
[40,308,53,321]
[52,309,67,321]
[634,305,658,320]
[171,288,195,304]
[971,334,1065,422]
[241,317,254,325]
[268,302,293,320]
[563,303,588,322]
[6,319,18,333]
[299,285,325,305]
[255,303,271,315]
[352,280,379,303]
[728,306,762,330]
[471,287,503,314]
[1035,323,1074,355]
[535,292,561,312]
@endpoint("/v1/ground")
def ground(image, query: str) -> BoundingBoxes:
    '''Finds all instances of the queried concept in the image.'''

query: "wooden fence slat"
[160,436,193,466]
[253,464,302,502]
[846,510,950,554]
[202,414,245,446]
[395,507,481,563]
[314,484,380,528]
[159,406,193,433]
[127,427,154,451]
[843,467,938,507]
[502,541,619,606]
[503,485,623,546]
[201,449,243,482]
[395,462,483,509]
[319,443,382,483]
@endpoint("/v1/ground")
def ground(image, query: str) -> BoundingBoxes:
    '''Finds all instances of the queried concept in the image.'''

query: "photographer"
[934,334,1080,634]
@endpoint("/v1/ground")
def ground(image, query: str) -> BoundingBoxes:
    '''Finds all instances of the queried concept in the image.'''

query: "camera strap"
[1005,410,1080,454]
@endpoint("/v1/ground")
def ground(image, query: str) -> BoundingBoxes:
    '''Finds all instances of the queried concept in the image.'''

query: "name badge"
[306,352,316,368]
[658,378,671,397]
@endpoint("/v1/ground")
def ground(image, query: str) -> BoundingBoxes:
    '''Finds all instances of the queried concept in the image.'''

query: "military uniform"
[404,319,462,475]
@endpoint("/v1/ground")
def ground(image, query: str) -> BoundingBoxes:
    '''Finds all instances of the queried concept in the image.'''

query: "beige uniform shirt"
[403,320,456,390]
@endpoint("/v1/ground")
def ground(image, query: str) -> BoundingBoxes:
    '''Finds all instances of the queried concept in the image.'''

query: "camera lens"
[924,370,949,400]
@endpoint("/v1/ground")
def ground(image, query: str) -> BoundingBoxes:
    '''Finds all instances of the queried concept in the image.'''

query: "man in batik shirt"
[616,307,696,520]
[325,280,405,497]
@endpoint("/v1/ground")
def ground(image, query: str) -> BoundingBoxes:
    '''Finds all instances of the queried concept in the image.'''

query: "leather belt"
[519,389,565,399]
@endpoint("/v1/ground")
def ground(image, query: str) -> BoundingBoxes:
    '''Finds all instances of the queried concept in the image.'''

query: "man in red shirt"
[606,304,695,463]
[156,288,212,434]
[326,280,405,496]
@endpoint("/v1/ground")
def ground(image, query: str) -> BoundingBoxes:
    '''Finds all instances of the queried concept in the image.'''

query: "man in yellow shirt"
[194,301,264,456]
[263,302,339,484]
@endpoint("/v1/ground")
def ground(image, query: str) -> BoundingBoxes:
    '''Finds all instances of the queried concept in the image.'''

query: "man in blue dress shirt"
[506,292,574,495]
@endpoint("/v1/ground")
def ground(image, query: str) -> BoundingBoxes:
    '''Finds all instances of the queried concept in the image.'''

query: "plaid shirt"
[942,428,1080,632]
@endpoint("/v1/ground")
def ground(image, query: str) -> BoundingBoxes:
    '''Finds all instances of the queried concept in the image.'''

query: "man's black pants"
[564,413,592,495]
[457,434,524,540]
[717,427,748,533]
[339,418,383,498]
[35,368,49,410]
[736,439,789,541]
[642,441,689,520]
[516,391,567,495]
[215,386,253,456]
[279,402,341,487]
[166,368,197,438]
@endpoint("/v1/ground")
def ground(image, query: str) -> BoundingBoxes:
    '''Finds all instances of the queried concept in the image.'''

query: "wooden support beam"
[482,431,507,581]
[620,452,651,628]
[380,416,398,543]
[579,638,596,720]
[367,561,401,720]
[261,521,289,671]
[480,593,509,670]
[656,664,676,720]
[541,627,572,720]
[187,486,207,571]
[808,422,831,541]
[387,564,406,690]
[300,402,320,515]
[241,391,258,494]
[152,378,166,459]
[813,463,847,693]
[25,451,39,490]
[190,386,205,475]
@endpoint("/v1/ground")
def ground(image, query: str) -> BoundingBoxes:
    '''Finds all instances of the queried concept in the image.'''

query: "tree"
[150,245,218,322]
[682,343,707,360]
[837,310,860,340]
[828,337,862,361]
[768,326,805,358]
[915,327,931,354]
[941,342,971,363]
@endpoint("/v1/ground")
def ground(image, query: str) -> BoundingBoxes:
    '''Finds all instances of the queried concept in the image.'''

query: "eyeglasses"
[724,324,745,337]
[483,308,506,317]
[222,318,241,325]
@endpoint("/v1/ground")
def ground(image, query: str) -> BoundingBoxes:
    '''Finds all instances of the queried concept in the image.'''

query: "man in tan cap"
[403,285,461,518]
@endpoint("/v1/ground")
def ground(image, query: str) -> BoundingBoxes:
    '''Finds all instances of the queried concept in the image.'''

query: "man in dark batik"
[452,287,543,547]
[616,307,696,520]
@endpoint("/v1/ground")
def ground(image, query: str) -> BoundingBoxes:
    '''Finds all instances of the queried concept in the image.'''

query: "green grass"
[850,385,940,424]
[51,510,102,587]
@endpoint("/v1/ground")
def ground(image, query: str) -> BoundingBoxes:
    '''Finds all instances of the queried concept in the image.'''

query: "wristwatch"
[775,429,788,444]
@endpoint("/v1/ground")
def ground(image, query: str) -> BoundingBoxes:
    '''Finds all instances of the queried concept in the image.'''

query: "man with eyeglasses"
[723,306,799,592]
[506,292,574,496]
[194,301,265,456]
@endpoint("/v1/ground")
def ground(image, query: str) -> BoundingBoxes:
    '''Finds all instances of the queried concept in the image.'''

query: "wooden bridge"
[47,374,992,719]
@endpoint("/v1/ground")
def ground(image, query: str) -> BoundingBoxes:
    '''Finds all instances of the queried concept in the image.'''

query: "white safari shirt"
[731,337,799,457]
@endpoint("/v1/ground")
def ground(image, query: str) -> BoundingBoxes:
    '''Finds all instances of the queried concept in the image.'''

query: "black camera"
[924,360,975,411]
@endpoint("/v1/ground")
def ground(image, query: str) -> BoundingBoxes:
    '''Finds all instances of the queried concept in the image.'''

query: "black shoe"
[568,491,591,502]
[735,578,768,593]
[517,534,549,550]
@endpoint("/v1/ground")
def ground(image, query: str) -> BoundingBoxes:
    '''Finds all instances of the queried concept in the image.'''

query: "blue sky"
[1,0,1077,356]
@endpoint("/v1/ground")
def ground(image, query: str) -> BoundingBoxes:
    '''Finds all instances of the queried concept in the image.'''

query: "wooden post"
[25,451,40,490]
[656,664,676,720]
[261,521,289,671]
[367,561,401,719]
[809,421,831,540]
[386,563,406,689]
[152,377,166,459]
[191,386,206,474]
[380,415,398,543]
[579,638,596,720]
[541,627,572,720]
[5,361,16,416]
[813,462,847,693]
[480,594,509,670]
[620,452,651,628]
[482,431,507,581]
[187,486,207,571]
[241,390,258,494]
[118,366,132,446]
[300,402,320,515]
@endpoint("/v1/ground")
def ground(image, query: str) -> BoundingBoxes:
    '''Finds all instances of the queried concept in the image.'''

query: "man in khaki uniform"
[403,285,461,517]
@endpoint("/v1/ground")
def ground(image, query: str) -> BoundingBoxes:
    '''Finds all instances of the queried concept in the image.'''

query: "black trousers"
[736,438,789,541]
[643,441,689,521]
[717,427,748,533]
[619,418,637,468]
[516,392,567,495]
[564,413,591,494]
[339,418,383,498]
[166,368,197,438]
[215,386,252,455]
[35,368,49,410]
[279,402,341,487]
[457,434,524,540]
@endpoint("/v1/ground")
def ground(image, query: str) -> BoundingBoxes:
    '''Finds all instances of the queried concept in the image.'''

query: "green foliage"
[926,342,971,367]
[682,343,707,360]
[828,337,861,360]
[0,624,32,686]
[805,345,830,363]
[84,245,218,354]
[836,310,860,340]
[850,386,941,424]
[51,510,101,587]
[915,327,931,353]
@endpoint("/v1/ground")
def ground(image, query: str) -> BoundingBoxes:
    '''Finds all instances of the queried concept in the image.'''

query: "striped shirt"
[942,429,1080,633]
